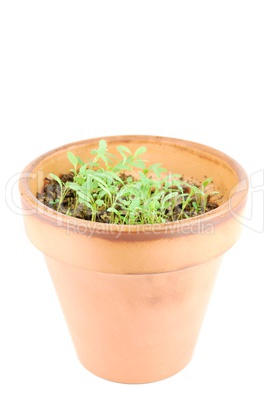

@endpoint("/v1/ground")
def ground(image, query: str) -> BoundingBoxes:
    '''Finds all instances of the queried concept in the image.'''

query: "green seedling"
[40,140,219,224]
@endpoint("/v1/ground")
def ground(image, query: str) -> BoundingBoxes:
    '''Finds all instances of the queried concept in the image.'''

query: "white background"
[1,1,268,401]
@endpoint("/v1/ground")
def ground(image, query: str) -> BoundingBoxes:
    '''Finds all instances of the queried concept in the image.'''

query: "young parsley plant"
[38,140,219,224]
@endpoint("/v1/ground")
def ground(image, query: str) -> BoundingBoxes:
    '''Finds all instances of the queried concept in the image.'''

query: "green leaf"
[65,182,81,192]
[90,176,111,198]
[76,156,84,165]
[101,171,124,184]
[50,173,62,189]
[134,146,147,158]
[162,192,179,204]
[154,200,160,209]
[73,176,85,185]
[92,174,108,188]
[90,140,107,162]
[171,180,183,192]
[117,145,131,155]
[139,172,151,186]
[79,164,87,176]
[118,198,130,206]
[202,178,213,188]
[95,199,104,207]
[99,139,107,152]
[128,198,141,211]
[77,191,94,205]
[67,151,78,169]
[149,163,167,177]
[98,189,107,198]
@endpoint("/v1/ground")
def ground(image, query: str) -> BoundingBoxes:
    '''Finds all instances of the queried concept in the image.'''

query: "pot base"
[78,354,193,384]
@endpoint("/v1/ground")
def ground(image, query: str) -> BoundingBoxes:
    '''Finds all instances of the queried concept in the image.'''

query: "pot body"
[45,255,221,383]
[19,135,248,383]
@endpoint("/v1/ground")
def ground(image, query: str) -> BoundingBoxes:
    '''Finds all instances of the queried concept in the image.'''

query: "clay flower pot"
[19,136,248,383]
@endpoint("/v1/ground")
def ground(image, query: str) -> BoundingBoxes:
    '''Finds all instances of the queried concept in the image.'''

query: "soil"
[37,172,219,223]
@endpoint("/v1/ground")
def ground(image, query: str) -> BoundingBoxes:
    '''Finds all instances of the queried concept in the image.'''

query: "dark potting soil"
[37,172,219,224]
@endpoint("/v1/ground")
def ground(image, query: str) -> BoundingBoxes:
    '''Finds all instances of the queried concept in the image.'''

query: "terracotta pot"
[19,136,248,383]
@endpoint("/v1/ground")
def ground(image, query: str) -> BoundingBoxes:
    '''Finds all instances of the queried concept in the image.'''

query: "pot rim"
[19,135,248,235]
